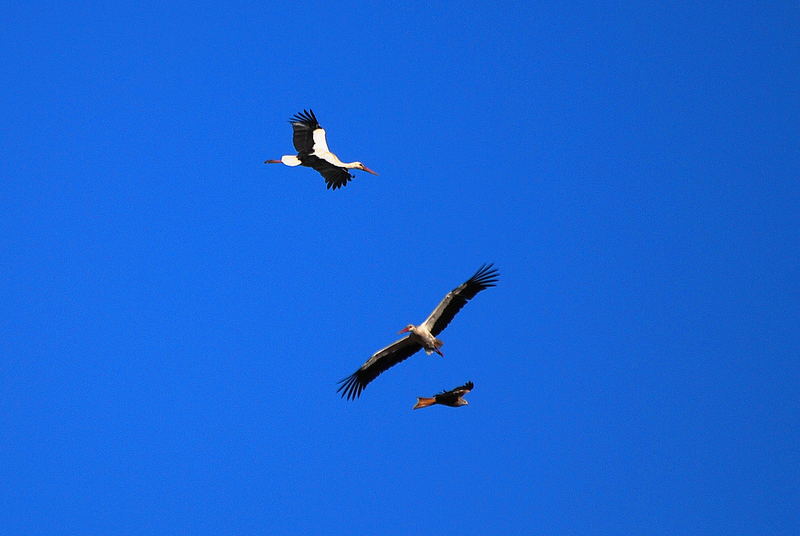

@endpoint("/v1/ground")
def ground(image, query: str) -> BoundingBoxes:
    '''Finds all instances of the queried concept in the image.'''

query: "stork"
[265,109,378,190]
[337,264,499,400]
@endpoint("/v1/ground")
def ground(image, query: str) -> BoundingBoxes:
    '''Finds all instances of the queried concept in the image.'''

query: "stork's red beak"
[362,166,378,175]
[265,159,281,164]
[398,327,411,334]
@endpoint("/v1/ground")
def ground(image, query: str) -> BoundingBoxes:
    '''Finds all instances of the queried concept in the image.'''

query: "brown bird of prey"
[413,381,474,410]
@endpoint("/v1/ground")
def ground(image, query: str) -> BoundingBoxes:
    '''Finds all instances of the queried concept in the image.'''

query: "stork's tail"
[412,397,437,410]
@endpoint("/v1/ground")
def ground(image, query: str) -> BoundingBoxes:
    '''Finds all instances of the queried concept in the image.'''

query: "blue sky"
[2,1,798,534]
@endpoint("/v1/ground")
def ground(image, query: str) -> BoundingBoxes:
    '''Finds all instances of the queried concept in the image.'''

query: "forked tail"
[413,397,437,410]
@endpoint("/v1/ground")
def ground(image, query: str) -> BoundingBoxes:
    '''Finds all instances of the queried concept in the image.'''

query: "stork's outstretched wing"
[337,336,423,400]
[289,109,320,153]
[300,155,354,190]
[421,264,499,336]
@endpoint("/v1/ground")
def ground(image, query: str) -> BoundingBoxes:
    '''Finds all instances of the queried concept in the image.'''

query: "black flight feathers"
[289,109,320,131]
[290,109,320,155]
[439,381,474,396]
[301,155,354,190]
[426,263,499,337]
[461,264,499,297]
[336,340,422,401]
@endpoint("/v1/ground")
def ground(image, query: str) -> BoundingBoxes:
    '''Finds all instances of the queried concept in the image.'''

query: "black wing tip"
[337,372,365,400]
[470,263,500,288]
[436,380,474,396]
[288,108,319,128]
[325,174,354,190]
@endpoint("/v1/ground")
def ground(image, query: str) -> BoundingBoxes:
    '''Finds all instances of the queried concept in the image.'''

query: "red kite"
[413,381,474,410]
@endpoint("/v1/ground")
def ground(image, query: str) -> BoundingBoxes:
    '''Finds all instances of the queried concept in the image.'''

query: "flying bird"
[265,109,378,190]
[412,381,474,410]
[337,264,499,400]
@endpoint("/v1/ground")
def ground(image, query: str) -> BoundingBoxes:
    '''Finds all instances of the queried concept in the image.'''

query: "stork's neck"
[317,151,348,167]
[412,324,430,336]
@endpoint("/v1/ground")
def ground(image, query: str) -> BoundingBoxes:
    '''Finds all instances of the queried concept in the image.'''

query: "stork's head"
[398,324,416,334]
[354,162,378,175]
[456,398,469,407]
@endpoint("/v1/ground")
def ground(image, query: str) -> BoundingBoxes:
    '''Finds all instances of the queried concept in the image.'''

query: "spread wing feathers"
[337,336,423,400]
[300,154,354,190]
[422,264,500,336]
[435,381,474,403]
[289,109,320,153]
[440,381,474,396]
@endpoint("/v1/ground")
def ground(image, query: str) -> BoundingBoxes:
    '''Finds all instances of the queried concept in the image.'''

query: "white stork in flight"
[265,109,378,190]
[337,264,499,400]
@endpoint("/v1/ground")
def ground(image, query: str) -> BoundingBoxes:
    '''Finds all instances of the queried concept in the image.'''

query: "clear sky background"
[2,2,798,534]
